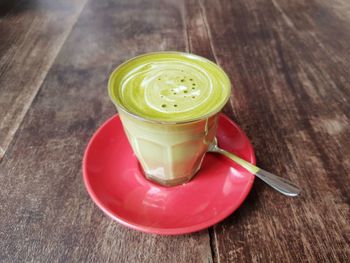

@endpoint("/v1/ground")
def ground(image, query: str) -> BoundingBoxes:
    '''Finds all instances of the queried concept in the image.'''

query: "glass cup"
[108,52,231,186]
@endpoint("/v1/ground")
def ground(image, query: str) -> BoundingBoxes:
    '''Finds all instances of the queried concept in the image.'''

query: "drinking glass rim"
[108,51,232,125]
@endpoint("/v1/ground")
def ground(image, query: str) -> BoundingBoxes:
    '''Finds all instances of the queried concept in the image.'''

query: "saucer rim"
[83,114,256,235]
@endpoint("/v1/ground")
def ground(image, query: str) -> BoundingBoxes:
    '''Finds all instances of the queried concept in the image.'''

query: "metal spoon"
[208,137,301,197]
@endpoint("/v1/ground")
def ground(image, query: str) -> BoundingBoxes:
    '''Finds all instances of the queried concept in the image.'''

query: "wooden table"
[1,0,349,262]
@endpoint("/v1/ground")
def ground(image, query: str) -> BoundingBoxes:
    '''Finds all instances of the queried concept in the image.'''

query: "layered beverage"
[108,52,231,186]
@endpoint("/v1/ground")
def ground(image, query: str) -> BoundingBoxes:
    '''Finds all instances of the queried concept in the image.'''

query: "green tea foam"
[109,52,231,122]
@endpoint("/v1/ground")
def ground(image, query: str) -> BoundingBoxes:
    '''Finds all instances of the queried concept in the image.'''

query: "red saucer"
[83,114,255,235]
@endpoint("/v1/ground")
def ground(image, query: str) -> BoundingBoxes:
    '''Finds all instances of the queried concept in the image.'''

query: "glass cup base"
[145,174,193,186]
[144,164,202,187]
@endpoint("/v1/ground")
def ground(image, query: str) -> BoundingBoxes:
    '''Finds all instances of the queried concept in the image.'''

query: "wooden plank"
[0,0,88,160]
[0,0,214,262]
[183,0,215,61]
[196,0,350,262]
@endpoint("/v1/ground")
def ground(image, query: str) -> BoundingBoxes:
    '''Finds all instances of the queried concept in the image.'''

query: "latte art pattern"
[109,52,231,122]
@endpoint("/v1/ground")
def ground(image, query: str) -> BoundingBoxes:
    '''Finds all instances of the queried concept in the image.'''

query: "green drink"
[109,52,231,186]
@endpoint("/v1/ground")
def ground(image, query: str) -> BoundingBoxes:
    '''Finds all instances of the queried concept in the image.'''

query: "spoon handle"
[214,147,301,197]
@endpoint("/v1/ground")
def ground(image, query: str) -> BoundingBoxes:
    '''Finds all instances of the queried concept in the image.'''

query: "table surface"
[1,0,349,262]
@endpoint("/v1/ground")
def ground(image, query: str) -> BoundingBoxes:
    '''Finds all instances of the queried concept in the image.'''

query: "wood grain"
[196,0,350,262]
[1,0,350,262]
[0,0,88,160]
[0,0,214,262]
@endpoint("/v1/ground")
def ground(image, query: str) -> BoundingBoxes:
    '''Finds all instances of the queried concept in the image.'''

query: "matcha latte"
[109,52,230,122]
[108,52,231,186]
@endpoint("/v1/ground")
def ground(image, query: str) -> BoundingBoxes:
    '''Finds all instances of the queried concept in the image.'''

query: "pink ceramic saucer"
[83,114,255,235]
